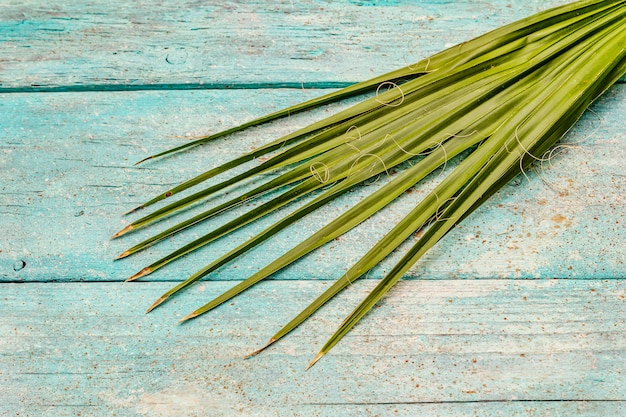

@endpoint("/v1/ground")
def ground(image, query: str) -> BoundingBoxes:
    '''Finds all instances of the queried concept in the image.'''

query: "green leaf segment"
[114,0,626,369]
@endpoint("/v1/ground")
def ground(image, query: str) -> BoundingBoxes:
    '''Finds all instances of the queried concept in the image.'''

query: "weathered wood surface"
[2,280,624,416]
[2,0,587,91]
[1,86,624,283]
[1,0,625,415]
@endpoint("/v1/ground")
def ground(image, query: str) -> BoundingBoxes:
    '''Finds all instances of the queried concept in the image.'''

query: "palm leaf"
[115,0,626,369]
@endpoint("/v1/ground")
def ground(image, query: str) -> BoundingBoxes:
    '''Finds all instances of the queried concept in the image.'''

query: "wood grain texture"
[0,0,595,91]
[1,0,625,415]
[1,86,624,282]
[1,280,624,416]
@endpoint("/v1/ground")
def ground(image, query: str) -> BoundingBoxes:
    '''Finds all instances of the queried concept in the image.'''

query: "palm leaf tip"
[126,267,152,282]
[112,224,134,239]
[146,296,166,313]
[306,352,325,370]
[134,155,154,165]
[123,205,145,215]
[244,338,277,359]
[118,0,626,367]
[179,311,199,323]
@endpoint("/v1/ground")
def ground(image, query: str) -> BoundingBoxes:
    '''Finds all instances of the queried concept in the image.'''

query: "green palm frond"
[114,0,626,369]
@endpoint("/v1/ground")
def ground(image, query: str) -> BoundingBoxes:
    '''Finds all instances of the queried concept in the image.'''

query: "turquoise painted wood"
[1,0,587,91]
[1,1,624,415]
[2,280,624,416]
[1,87,624,283]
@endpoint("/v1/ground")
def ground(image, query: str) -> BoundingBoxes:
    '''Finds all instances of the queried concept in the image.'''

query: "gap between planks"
[1,79,623,94]
[0,81,354,94]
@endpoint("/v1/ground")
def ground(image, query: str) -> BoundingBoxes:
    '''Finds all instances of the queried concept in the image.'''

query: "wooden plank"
[1,280,624,416]
[2,1,624,415]
[1,86,624,282]
[0,0,586,90]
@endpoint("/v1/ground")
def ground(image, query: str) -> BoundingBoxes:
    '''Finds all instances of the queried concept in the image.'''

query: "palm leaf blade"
[115,0,626,369]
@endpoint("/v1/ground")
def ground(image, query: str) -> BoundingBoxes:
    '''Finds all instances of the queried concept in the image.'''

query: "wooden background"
[1,1,624,416]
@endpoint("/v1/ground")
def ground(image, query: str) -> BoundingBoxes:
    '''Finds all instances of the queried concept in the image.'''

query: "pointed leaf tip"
[115,250,131,260]
[244,338,277,359]
[306,351,325,370]
[134,155,153,166]
[112,224,134,239]
[146,296,166,313]
[126,267,152,282]
[123,205,145,215]
[179,311,198,323]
